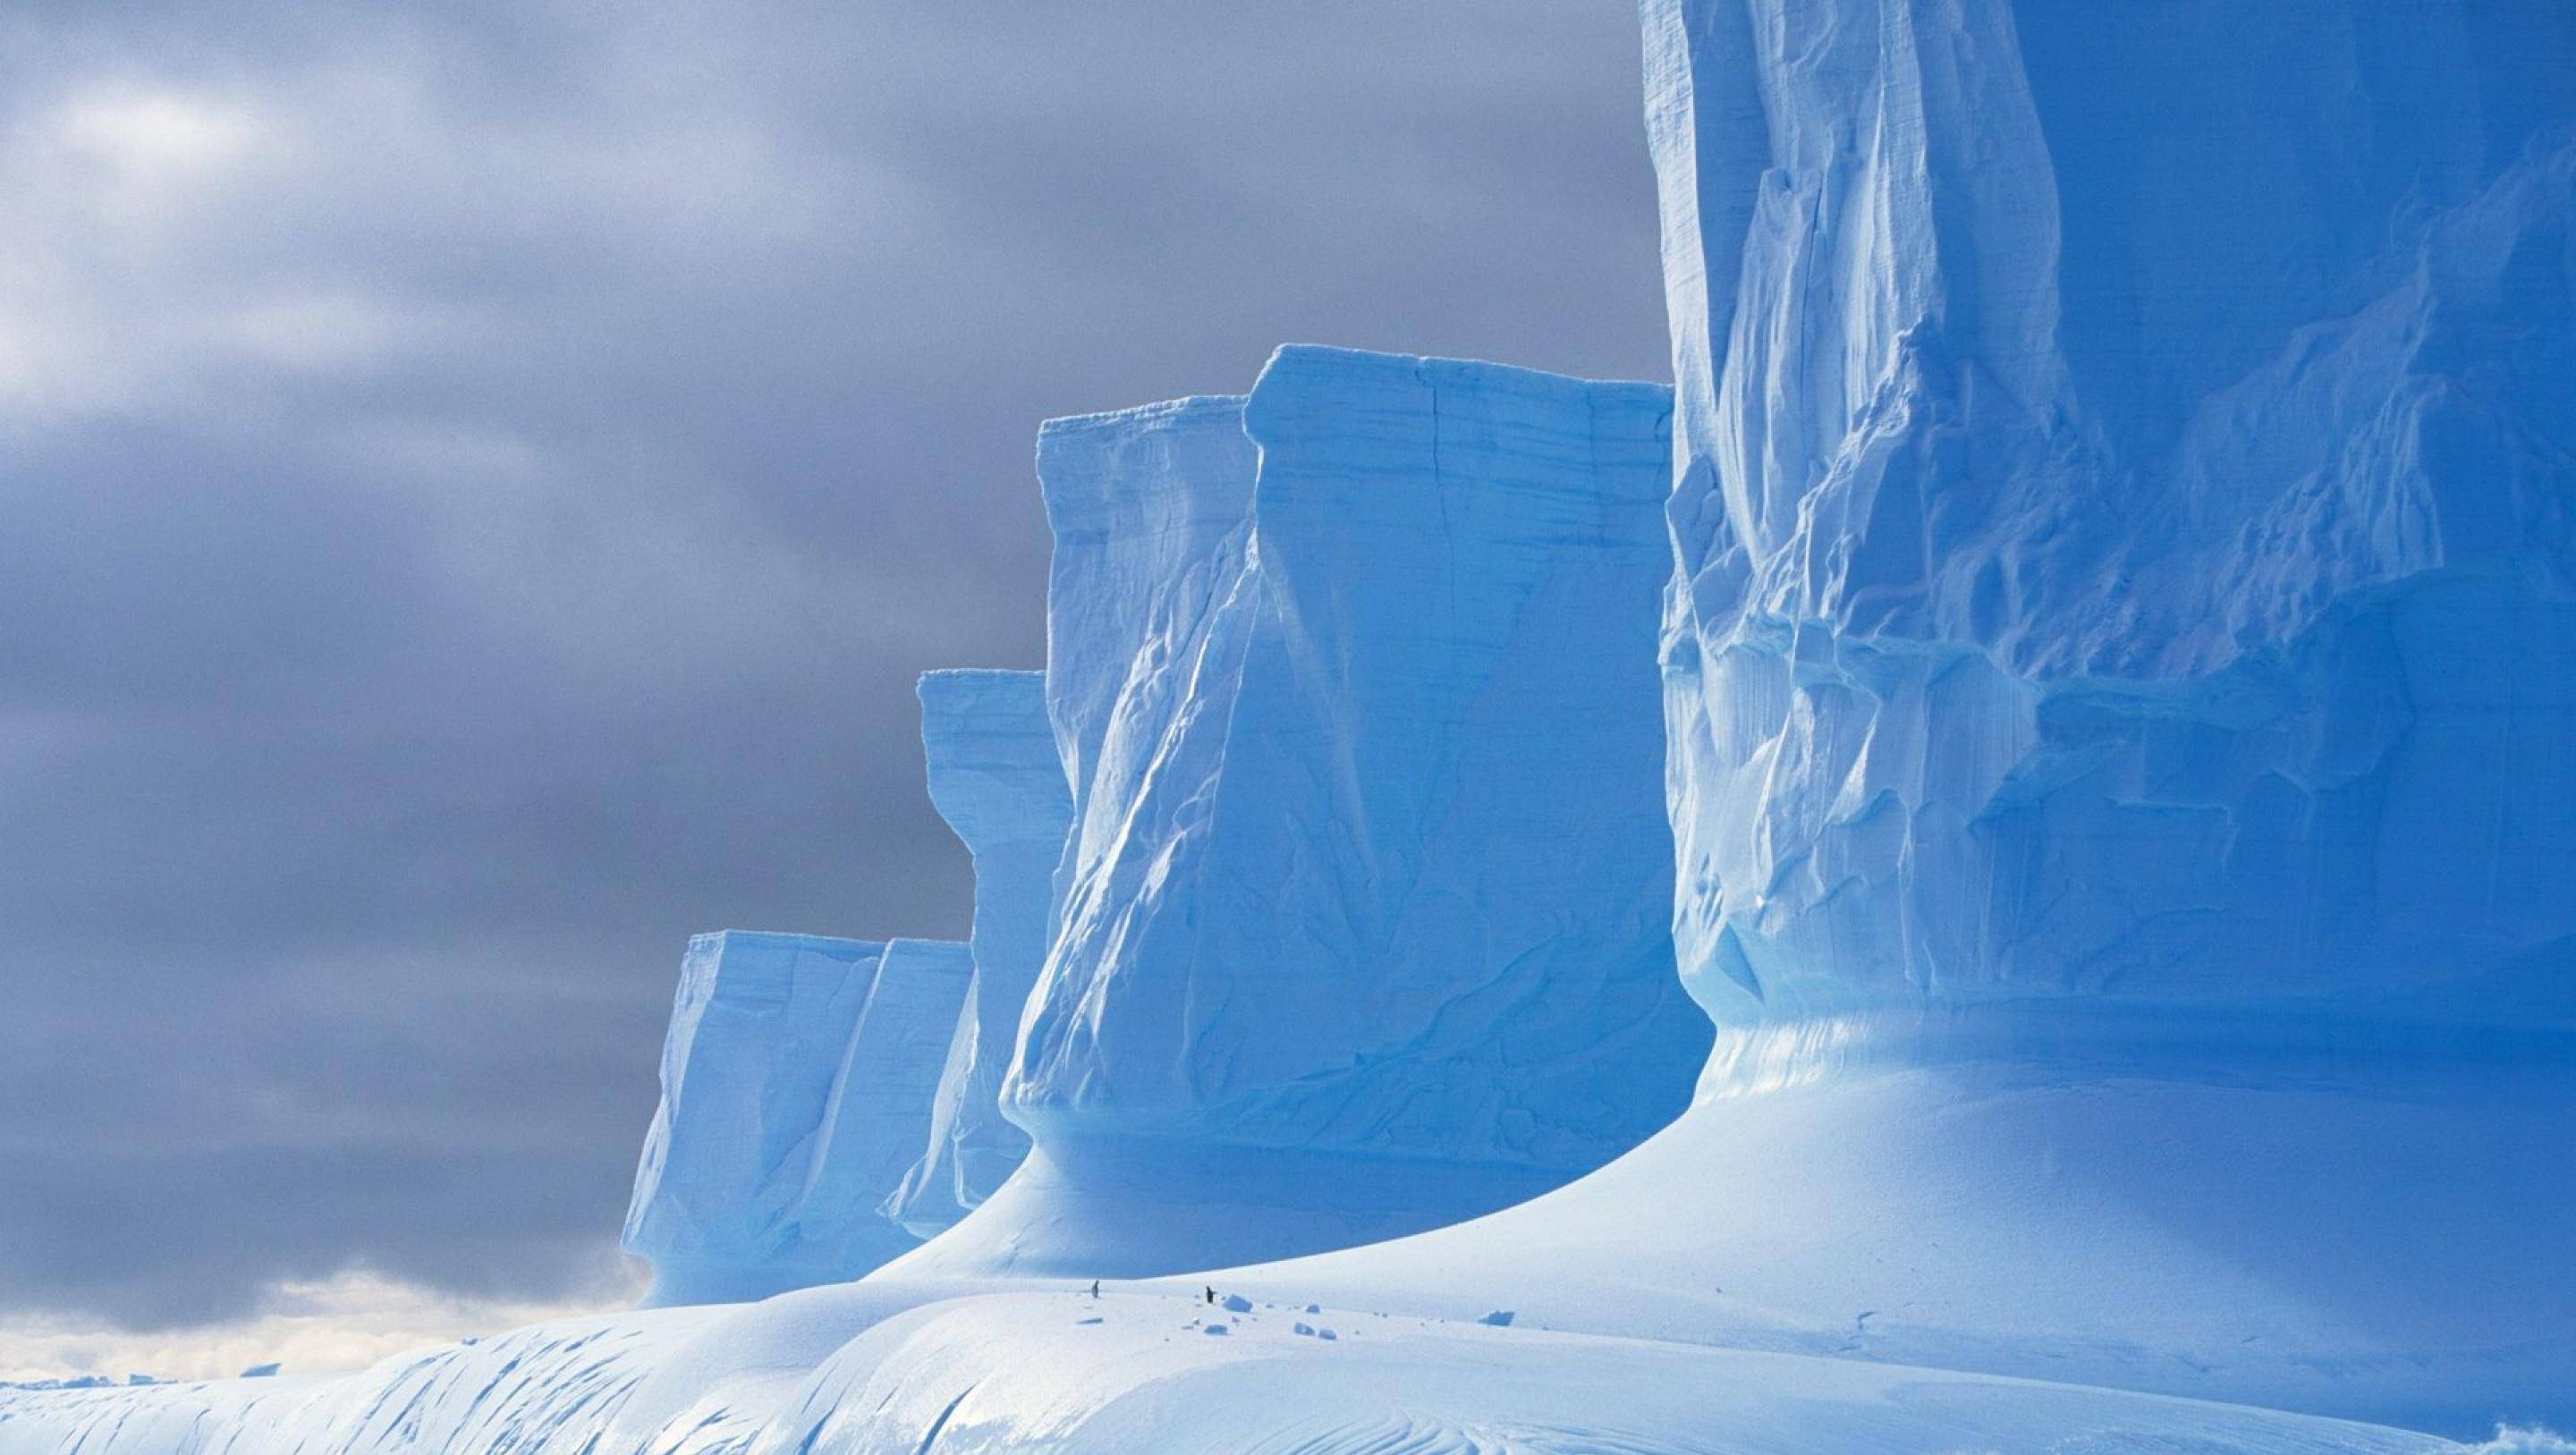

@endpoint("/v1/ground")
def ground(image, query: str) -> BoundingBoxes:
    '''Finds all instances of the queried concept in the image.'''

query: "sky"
[0,0,1671,1380]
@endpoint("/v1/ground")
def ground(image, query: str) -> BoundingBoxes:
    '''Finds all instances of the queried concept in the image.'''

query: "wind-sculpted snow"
[886,672,1072,1237]
[623,932,969,1305]
[1644,0,2576,1039]
[902,348,1711,1277]
[0,1284,2470,1455]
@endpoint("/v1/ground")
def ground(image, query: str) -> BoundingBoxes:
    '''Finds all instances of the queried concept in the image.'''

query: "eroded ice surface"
[885,672,1072,1237]
[896,347,1712,1278]
[623,933,968,1305]
[1644,0,2576,1036]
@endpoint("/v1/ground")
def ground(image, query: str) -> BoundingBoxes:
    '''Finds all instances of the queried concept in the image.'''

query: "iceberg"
[622,932,970,1306]
[884,670,1072,1237]
[896,346,1712,1279]
[1624,0,2576,1424]
[5,1,2572,1449]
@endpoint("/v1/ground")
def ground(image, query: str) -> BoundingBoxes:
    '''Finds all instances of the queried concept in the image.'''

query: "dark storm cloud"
[0,0,1670,1331]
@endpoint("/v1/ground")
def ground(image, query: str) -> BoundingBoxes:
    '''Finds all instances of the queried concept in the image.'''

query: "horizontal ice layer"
[1643,0,2576,1037]
[903,347,1711,1276]
[623,932,968,1305]
[884,672,1071,1237]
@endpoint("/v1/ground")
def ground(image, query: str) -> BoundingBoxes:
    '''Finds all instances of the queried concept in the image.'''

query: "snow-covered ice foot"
[0,1281,2488,1455]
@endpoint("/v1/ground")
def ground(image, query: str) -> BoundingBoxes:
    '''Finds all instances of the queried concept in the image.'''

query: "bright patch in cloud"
[0,1265,644,1384]
[49,89,260,174]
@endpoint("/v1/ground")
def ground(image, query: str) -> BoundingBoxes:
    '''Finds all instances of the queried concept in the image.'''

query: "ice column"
[885,671,1072,1236]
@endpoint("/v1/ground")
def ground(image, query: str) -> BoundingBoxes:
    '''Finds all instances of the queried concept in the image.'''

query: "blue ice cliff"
[894,348,1713,1277]
[1648,0,2576,1036]
[622,932,968,1305]
[885,669,1072,1236]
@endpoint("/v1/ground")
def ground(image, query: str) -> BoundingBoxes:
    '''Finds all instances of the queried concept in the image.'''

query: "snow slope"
[1199,1046,2576,1434]
[0,1281,2480,1455]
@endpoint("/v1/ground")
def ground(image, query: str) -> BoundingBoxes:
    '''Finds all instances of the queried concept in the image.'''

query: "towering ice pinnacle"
[897,346,1712,1278]
[885,670,1072,1236]
[1644,0,2576,1051]
[623,932,969,1305]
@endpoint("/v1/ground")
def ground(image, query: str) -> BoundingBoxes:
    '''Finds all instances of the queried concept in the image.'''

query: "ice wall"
[884,671,1072,1236]
[1643,0,2576,1055]
[623,932,968,1305]
[912,347,1711,1275]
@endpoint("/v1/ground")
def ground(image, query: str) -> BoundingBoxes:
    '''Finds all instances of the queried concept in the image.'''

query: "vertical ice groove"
[802,937,971,1245]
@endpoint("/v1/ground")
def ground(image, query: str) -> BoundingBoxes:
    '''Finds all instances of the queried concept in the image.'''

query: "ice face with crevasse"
[622,931,967,1305]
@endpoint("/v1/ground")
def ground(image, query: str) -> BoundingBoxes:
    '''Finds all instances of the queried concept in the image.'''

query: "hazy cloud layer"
[0,0,1668,1341]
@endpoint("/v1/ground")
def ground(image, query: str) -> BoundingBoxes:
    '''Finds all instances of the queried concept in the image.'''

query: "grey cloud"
[0,0,1666,1332]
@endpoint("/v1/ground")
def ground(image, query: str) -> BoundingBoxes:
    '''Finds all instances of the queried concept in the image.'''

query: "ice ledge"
[1693,1001,2576,1103]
